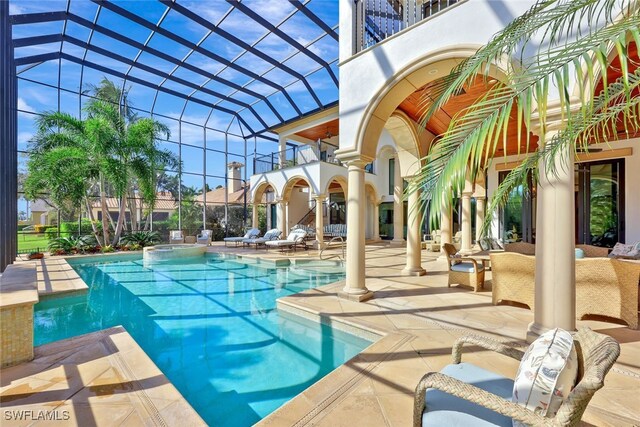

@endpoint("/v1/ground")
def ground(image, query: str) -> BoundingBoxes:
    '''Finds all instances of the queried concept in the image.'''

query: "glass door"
[575,159,624,247]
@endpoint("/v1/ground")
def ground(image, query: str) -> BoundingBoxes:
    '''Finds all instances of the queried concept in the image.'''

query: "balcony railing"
[254,145,343,174]
[355,0,458,52]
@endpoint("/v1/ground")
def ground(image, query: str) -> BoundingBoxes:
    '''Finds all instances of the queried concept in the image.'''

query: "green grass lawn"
[17,232,50,253]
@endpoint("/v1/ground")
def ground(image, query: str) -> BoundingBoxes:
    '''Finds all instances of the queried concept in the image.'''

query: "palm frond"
[410,13,640,226]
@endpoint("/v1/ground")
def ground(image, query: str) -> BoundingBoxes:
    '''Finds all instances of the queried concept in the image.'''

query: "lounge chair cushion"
[265,229,307,247]
[422,362,513,427]
[450,262,484,273]
[512,328,577,425]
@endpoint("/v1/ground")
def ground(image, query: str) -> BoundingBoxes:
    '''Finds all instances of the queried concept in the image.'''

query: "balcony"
[253,145,343,174]
[354,0,459,52]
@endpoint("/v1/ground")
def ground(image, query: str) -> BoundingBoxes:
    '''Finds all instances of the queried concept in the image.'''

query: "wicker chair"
[169,230,185,244]
[443,243,485,292]
[575,244,610,258]
[414,328,620,427]
[576,258,639,329]
[490,252,536,309]
[504,241,536,255]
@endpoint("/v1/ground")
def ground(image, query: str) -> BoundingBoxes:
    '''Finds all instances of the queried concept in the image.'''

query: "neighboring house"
[29,199,57,226]
[90,191,177,222]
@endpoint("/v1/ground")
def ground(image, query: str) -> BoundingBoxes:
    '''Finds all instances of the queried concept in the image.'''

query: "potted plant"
[27,251,44,260]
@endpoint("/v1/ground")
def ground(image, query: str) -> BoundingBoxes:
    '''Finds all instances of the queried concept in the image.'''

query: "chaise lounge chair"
[243,229,282,249]
[224,228,260,247]
[265,229,308,252]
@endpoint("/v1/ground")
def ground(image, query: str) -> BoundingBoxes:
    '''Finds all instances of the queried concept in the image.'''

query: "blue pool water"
[34,254,371,426]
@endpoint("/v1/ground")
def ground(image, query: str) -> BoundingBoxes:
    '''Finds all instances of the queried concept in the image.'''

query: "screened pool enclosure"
[0,0,339,270]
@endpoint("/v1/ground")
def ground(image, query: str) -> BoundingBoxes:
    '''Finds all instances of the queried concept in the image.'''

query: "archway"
[251,182,277,232]
[281,176,314,232]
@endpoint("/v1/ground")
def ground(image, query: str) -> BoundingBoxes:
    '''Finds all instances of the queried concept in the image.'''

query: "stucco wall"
[337,0,537,160]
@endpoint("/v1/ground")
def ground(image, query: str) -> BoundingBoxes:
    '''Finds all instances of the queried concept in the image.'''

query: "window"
[576,159,624,247]
[364,162,374,174]
[498,171,536,243]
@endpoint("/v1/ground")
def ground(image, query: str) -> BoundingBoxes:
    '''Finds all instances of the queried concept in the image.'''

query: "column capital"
[312,193,327,201]
[345,159,369,170]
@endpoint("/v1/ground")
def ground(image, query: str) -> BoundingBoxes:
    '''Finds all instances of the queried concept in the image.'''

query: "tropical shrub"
[48,235,97,254]
[102,245,115,253]
[45,227,59,240]
[119,231,161,247]
[128,243,142,251]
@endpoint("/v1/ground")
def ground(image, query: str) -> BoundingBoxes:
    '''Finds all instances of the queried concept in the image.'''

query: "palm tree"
[24,78,176,246]
[84,97,173,245]
[410,0,640,234]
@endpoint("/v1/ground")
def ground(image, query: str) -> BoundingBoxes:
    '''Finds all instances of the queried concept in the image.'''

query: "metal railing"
[254,144,343,174]
[320,236,346,261]
[355,0,458,52]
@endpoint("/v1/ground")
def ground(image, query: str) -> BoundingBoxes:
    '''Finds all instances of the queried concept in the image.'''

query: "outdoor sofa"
[224,228,260,247]
[490,252,640,328]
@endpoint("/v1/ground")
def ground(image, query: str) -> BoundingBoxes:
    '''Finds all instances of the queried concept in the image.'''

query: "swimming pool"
[34,254,371,426]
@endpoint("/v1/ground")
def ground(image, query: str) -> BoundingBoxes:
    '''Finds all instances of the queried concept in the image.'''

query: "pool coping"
[0,326,206,426]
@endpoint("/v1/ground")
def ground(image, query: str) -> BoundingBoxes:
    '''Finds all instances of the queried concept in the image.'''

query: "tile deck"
[1,243,639,426]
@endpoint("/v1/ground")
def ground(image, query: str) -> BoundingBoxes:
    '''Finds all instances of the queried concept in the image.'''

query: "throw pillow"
[609,242,640,259]
[575,248,585,259]
[512,328,578,426]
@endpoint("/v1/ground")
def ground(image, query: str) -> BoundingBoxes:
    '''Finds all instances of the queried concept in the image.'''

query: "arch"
[365,182,379,204]
[352,45,511,160]
[252,181,278,204]
[384,110,427,177]
[323,174,348,196]
[281,175,314,201]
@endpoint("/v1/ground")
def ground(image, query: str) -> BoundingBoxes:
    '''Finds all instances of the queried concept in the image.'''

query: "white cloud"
[17,97,36,118]
[9,3,26,15]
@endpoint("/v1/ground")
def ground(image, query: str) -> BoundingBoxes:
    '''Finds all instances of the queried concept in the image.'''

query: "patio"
[2,244,638,426]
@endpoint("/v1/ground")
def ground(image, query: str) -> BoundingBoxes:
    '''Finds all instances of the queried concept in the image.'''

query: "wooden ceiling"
[398,76,539,156]
[592,41,639,140]
[295,118,339,140]
[290,42,637,153]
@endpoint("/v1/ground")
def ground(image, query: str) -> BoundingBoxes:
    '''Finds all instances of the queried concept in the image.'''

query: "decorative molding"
[494,147,633,171]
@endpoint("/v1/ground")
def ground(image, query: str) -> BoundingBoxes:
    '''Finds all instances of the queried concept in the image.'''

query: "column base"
[389,238,406,247]
[526,321,549,343]
[338,290,374,302]
[402,266,426,276]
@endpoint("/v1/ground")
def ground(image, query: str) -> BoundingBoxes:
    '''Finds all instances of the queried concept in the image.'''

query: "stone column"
[252,204,259,229]
[372,200,381,241]
[403,186,426,276]
[460,192,473,253]
[440,199,452,258]
[339,159,373,302]
[391,157,405,245]
[314,194,326,249]
[277,200,288,235]
[527,128,576,342]
[278,134,287,168]
[475,197,486,243]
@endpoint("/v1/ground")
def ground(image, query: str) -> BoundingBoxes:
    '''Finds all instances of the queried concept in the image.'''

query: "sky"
[11,0,339,215]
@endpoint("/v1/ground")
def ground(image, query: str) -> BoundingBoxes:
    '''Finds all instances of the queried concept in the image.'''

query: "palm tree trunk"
[112,194,127,245]
[99,174,110,244]
[127,191,138,231]
[85,197,102,246]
